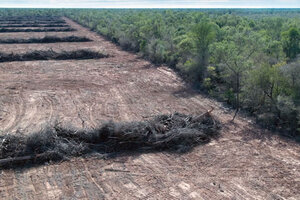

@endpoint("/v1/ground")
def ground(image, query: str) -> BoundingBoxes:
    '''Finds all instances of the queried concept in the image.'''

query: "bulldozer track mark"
[0,17,298,200]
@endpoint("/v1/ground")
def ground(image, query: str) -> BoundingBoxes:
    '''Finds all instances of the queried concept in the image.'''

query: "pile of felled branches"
[0,27,75,32]
[0,49,108,62]
[0,24,69,28]
[0,36,92,44]
[0,112,220,168]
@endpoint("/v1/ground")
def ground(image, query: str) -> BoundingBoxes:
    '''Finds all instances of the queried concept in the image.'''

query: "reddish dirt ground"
[0,18,299,200]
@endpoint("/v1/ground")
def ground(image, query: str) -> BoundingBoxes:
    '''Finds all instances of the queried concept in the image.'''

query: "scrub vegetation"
[65,9,300,136]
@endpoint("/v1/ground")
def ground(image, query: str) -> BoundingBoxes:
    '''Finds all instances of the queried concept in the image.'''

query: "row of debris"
[0,36,92,44]
[0,112,220,168]
[0,24,69,28]
[0,49,109,62]
[0,20,66,24]
[0,27,75,32]
[0,17,65,22]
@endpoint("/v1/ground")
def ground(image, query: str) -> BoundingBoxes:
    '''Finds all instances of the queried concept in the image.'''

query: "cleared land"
[0,18,299,200]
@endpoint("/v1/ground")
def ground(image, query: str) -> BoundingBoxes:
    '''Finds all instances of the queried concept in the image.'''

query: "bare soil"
[0,18,299,200]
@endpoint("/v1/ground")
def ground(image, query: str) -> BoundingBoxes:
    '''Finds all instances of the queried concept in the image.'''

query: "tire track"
[2,93,26,133]
[42,94,56,126]
[20,95,39,132]
[0,17,299,200]
[0,101,16,133]
[110,87,130,121]
[88,102,97,128]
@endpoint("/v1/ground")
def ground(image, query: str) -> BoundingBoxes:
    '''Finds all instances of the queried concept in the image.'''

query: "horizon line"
[0,7,299,9]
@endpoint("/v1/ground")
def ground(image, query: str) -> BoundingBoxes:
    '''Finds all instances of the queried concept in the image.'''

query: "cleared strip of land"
[0,17,298,200]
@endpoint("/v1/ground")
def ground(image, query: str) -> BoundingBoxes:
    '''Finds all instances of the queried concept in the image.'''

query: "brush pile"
[0,27,75,32]
[0,24,69,28]
[0,36,92,44]
[0,17,65,22]
[0,21,67,24]
[0,49,108,62]
[0,112,220,167]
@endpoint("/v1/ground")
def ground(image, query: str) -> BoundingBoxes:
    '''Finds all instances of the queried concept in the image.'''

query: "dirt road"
[0,18,299,200]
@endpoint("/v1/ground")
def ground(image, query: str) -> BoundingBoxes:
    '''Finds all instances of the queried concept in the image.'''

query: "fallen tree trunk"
[0,152,56,166]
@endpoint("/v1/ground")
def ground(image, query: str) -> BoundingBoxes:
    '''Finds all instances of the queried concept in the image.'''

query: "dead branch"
[193,106,215,121]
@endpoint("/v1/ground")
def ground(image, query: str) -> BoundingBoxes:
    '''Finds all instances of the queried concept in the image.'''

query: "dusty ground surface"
[0,18,299,200]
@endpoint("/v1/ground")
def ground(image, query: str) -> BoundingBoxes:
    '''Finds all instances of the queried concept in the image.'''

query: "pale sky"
[0,0,299,8]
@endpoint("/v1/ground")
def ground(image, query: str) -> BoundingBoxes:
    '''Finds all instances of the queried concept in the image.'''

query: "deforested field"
[0,16,299,200]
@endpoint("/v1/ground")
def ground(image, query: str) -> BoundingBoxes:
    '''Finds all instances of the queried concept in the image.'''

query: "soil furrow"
[0,17,299,200]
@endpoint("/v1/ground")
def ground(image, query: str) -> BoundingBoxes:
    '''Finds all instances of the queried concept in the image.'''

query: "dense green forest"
[0,8,299,137]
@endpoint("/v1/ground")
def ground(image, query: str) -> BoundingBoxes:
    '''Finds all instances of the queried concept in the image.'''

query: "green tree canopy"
[282,27,300,60]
